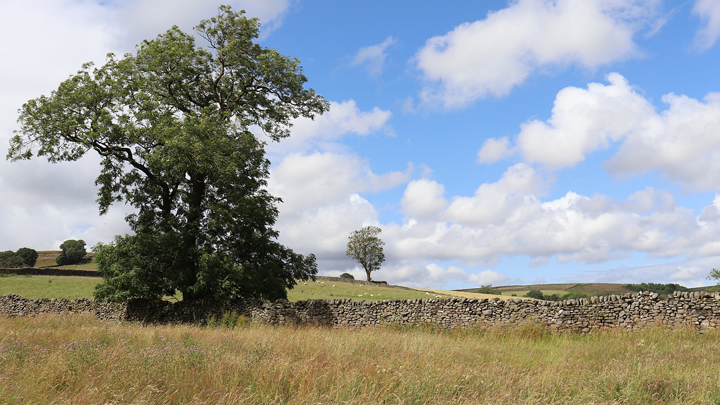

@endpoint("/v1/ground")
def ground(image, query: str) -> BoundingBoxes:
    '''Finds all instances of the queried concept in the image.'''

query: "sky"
[2,0,720,289]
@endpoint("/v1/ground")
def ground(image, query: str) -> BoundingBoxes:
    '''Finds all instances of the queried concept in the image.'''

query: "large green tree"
[8,6,328,302]
[346,226,385,282]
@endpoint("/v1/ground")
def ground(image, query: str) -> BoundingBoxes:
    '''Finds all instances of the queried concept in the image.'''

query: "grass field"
[0,274,489,302]
[462,283,648,298]
[1,314,719,404]
[0,275,100,300]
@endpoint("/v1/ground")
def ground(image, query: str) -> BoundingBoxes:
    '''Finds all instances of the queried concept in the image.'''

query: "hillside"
[459,282,714,299]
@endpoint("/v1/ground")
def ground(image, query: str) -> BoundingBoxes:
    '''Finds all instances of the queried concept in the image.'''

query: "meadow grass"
[1,314,719,404]
[0,275,451,302]
[0,275,100,300]
[287,280,448,301]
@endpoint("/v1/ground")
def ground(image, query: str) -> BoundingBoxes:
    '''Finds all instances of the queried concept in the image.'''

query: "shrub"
[560,292,589,300]
[475,285,502,295]
[56,240,87,266]
[339,273,355,280]
[0,251,24,268]
[525,290,545,300]
[207,311,247,329]
[15,248,38,267]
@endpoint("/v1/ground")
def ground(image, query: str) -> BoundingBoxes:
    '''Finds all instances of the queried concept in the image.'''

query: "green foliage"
[0,251,25,268]
[623,283,689,298]
[559,292,589,300]
[207,311,247,329]
[475,285,502,295]
[10,6,327,302]
[707,269,720,292]
[346,226,385,282]
[525,290,545,300]
[339,273,355,280]
[56,240,87,266]
[15,248,38,267]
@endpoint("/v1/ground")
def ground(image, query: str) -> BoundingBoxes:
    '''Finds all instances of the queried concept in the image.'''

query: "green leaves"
[346,226,386,282]
[5,6,328,302]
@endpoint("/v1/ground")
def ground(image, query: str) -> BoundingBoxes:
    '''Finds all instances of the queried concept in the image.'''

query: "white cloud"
[444,163,547,226]
[415,0,661,108]
[515,73,653,169]
[467,269,510,286]
[693,0,720,50]
[275,194,379,259]
[268,151,411,258]
[401,180,448,219]
[482,74,720,191]
[368,261,468,289]
[477,137,514,164]
[112,0,295,48]
[606,92,720,191]
[351,36,396,77]
[266,100,392,155]
[269,152,411,217]
[386,165,715,271]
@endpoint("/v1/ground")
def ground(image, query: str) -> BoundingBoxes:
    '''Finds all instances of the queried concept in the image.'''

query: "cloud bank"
[414,0,662,107]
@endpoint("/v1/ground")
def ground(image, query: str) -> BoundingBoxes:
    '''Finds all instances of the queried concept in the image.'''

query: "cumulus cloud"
[477,137,514,164]
[414,0,661,108]
[363,261,468,289]
[112,0,295,48]
[401,180,448,219]
[467,269,510,286]
[481,73,720,191]
[444,163,547,226]
[266,100,392,155]
[389,161,713,269]
[351,36,396,77]
[693,0,720,50]
[269,152,411,217]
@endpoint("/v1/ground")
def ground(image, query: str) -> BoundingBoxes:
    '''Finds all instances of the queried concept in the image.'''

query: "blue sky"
[2,0,720,289]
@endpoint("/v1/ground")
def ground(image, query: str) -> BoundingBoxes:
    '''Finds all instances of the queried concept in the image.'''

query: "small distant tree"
[0,251,24,268]
[708,269,720,292]
[476,285,501,295]
[56,239,87,266]
[15,248,38,267]
[339,272,355,280]
[346,226,385,282]
[525,290,545,300]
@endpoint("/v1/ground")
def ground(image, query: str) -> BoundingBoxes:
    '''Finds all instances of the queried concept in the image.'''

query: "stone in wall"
[1,291,720,333]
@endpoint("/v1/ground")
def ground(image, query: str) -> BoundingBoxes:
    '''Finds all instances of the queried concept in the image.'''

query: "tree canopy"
[346,226,385,282]
[0,248,38,268]
[8,6,328,302]
[56,239,87,266]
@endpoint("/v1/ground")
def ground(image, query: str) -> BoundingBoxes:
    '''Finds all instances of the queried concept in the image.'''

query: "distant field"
[460,283,637,298]
[35,250,96,270]
[0,275,100,300]
[0,274,458,302]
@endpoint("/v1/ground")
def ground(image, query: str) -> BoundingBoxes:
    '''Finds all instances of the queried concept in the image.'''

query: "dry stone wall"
[1,291,720,333]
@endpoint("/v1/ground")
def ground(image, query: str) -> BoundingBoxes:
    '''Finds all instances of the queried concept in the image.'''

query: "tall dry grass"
[1,314,719,404]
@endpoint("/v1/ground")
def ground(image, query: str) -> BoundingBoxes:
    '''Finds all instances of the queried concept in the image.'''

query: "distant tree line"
[0,248,38,268]
[622,283,689,298]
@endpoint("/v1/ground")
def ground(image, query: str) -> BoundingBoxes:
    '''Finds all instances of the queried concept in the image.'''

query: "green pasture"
[0,274,444,302]
[0,275,100,300]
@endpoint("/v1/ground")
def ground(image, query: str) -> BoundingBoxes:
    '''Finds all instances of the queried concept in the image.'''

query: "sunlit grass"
[0,275,99,299]
[1,314,719,403]
[0,275,443,302]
